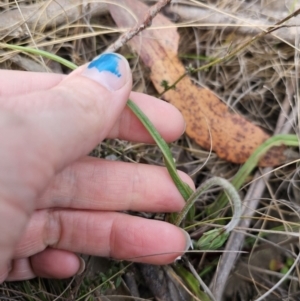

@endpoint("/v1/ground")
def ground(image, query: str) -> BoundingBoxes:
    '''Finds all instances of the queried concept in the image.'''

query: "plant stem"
[175,177,241,231]
[208,134,299,216]
[0,43,78,70]
[127,99,194,201]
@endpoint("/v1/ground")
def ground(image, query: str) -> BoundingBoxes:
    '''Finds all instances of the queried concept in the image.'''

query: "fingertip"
[31,248,82,279]
[82,53,131,91]
[157,100,186,141]
[172,104,186,137]
[127,92,186,142]
[110,215,192,265]
[177,170,196,192]
[66,53,132,94]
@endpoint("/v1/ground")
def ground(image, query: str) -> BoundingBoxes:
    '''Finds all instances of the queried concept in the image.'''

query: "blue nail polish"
[88,53,122,77]
[82,53,129,91]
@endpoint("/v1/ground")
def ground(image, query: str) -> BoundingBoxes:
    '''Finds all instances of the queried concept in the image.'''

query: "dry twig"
[106,0,172,53]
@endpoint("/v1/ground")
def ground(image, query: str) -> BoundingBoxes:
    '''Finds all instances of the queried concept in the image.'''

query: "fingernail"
[174,230,193,262]
[181,229,193,251]
[82,53,129,91]
[76,257,86,275]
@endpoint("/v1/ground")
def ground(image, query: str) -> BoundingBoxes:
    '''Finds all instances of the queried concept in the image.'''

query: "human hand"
[0,53,194,283]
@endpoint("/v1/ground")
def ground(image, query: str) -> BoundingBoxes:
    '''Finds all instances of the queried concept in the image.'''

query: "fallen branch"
[0,0,107,38]
[166,0,300,43]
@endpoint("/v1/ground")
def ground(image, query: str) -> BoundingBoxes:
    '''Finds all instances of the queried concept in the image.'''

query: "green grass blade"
[208,134,299,215]
[173,265,212,301]
[127,99,193,201]
[0,43,78,70]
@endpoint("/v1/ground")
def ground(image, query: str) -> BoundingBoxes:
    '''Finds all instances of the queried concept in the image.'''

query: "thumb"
[3,52,132,172]
[52,52,132,167]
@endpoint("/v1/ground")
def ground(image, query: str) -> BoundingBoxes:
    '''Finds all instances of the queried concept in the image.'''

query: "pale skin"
[0,68,194,283]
